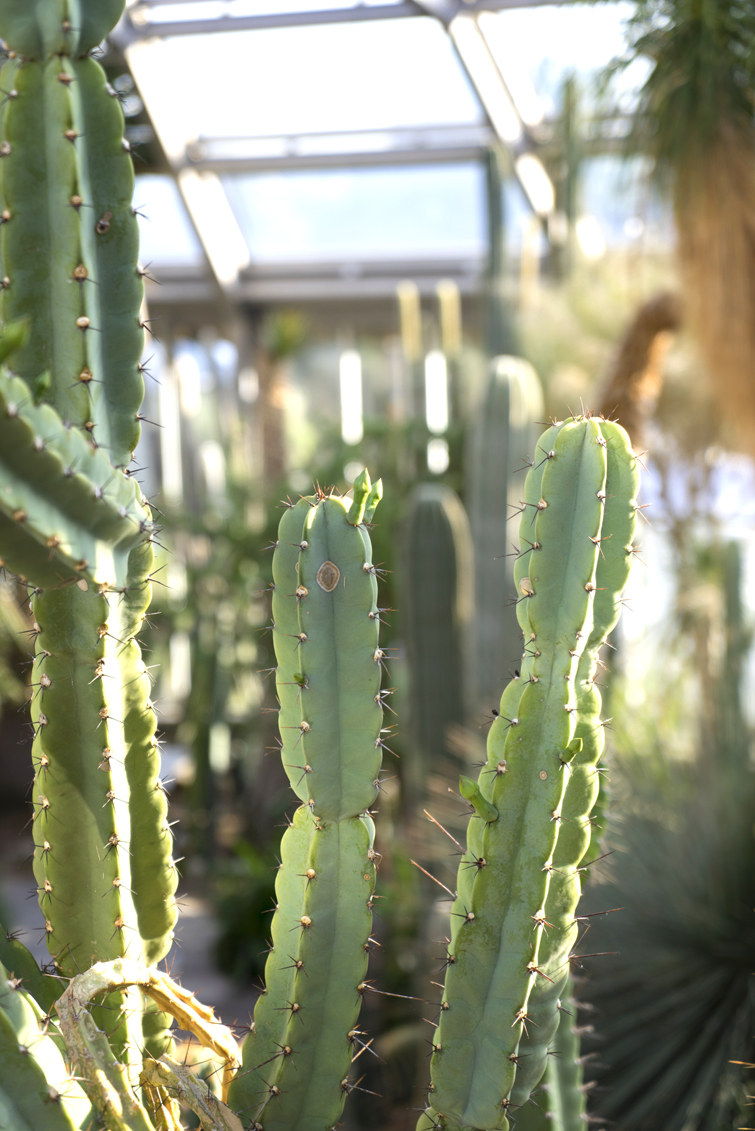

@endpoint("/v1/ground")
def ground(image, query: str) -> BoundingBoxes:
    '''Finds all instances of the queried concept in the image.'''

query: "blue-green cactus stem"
[30,540,177,1070]
[227,806,312,1118]
[0,1,125,59]
[230,479,385,1129]
[30,582,143,1073]
[0,926,63,1016]
[454,423,560,947]
[508,420,638,1109]
[0,366,150,589]
[289,490,383,821]
[424,419,607,1131]
[468,357,544,709]
[0,1,144,469]
[120,539,178,967]
[230,808,376,1131]
[403,484,474,783]
[0,958,91,1130]
[540,983,586,1131]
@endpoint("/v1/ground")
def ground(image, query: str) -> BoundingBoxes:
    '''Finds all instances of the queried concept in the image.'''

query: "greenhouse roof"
[118,0,649,302]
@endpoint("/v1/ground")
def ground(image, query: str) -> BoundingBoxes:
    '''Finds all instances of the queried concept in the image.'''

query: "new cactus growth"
[0,0,176,1077]
[420,415,637,1131]
[228,474,386,1130]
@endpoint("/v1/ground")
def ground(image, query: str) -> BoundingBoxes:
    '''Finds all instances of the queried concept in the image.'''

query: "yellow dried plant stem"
[56,959,241,1101]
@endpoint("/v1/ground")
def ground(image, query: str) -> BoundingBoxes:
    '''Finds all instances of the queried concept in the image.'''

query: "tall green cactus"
[403,483,473,785]
[228,472,386,1131]
[420,415,638,1131]
[467,356,544,711]
[0,0,176,1076]
[507,417,638,1117]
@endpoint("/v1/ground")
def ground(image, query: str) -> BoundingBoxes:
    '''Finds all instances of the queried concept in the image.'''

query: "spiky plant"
[610,0,755,452]
[578,540,755,1131]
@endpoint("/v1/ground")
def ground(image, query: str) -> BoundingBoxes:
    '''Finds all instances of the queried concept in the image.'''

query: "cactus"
[467,357,544,711]
[419,415,638,1131]
[539,982,586,1131]
[0,956,91,1131]
[507,418,638,1116]
[0,0,176,1078]
[403,483,473,784]
[228,473,386,1131]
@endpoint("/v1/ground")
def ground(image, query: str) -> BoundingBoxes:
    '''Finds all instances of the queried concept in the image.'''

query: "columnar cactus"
[0,0,177,1074]
[508,418,638,1116]
[403,483,474,781]
[228,472,386,1131]
[467,357,544,710]
[419,415,638,1131]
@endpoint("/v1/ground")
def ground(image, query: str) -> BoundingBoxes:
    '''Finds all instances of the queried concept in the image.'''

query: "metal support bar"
[117,0,562,40]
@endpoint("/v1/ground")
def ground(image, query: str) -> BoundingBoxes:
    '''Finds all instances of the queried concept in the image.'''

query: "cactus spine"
[468,357,544,710]
[0,0,176,1075]
[228,472,386,1131]
[420,415,637,1131]
[403,484,474,777]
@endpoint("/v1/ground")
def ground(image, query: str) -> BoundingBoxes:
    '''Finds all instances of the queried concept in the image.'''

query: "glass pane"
[133,174,205,265]
[483,2,643,115]
[149,18,481,139]
[222,162,486,261]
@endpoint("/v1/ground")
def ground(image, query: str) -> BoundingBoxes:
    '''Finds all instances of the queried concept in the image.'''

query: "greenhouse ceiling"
[116,0,643,304]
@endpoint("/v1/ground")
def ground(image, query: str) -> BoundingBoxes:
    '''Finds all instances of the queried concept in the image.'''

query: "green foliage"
[580,748,755,1130]
[612,0,755,174]
[578,540,755,1131]
[261,311,309,362]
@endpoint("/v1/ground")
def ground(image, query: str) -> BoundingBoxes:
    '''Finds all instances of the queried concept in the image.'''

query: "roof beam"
[117,0,560,40]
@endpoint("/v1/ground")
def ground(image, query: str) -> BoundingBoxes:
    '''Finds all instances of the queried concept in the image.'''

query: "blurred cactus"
[402,483,473,790]
[467,356,544,710]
